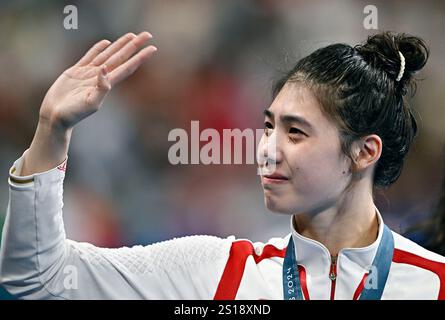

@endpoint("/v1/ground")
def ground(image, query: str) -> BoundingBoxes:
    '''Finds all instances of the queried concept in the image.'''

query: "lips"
[261,172,289,184]
[263,173,288,180]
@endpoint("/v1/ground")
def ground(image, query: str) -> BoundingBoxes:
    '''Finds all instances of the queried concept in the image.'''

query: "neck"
[293,190,379,257]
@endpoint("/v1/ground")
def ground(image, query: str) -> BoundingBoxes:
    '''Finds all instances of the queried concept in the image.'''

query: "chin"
[264,196,293,215]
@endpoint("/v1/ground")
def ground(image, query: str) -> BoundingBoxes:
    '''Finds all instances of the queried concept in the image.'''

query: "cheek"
[291,144,349,194]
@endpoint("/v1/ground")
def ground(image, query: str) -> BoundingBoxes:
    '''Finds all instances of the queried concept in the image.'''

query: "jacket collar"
[289,206,384,277]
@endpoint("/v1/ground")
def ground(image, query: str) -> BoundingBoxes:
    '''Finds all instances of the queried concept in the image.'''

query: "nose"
[257,131,282,175]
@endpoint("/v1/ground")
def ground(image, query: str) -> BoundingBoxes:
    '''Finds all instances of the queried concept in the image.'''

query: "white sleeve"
[0,150,233,299]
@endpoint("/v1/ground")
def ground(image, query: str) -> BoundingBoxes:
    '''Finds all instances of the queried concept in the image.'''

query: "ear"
[352,134,382,170]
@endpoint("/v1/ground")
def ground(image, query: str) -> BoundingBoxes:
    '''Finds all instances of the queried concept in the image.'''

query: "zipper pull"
[329,256,338,300]
[329,256,337,281]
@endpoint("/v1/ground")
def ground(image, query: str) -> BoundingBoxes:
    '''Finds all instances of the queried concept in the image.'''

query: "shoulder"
[213,235,289,299]
[379,230,445,299]
[133,235,235,268]
[69,235,235,273]
[392,231,445,265]
[388,231,445,298]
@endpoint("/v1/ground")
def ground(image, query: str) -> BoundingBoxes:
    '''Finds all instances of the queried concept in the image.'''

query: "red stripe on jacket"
[214,241,286,299]
[393,249,445,300]
[215,243,445,300]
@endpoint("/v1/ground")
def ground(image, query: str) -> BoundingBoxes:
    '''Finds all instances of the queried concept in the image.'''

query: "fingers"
[77,31,156,106]
[76,40,111,66]
[86,65,111,107]
[91,33,136,66]
[104,31,153,72]
[97,65,111,91]
[108,45,157,87]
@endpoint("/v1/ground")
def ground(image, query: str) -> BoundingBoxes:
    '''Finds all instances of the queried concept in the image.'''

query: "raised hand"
[39,31,156,129]
[19,32,156,176]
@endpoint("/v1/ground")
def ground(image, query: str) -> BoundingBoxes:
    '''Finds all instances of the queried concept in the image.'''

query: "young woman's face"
[258,83,352,215]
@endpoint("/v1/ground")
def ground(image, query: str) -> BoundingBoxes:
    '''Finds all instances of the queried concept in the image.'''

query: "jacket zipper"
[329,256,337,300]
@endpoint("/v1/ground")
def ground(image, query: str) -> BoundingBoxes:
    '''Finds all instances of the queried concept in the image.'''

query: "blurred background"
[0,0,444,258]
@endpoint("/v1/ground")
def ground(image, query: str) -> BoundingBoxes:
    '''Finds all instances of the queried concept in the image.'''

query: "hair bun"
[355,32,429,94]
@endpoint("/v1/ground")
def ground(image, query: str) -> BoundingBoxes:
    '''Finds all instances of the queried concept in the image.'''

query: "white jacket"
[1,151,444,300]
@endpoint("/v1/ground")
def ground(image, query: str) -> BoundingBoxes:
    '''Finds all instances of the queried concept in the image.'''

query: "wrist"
[32,116,73,159]
[38,114,73,139]
[19,119,72,177]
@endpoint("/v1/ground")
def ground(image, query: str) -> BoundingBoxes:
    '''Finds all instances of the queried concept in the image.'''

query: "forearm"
[0,153,68,298]
[19,118,72,176]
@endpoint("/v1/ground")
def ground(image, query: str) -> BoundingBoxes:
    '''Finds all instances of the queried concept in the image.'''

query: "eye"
[264,121,273,136]
[288,127,305,142]
[289,127,304,135]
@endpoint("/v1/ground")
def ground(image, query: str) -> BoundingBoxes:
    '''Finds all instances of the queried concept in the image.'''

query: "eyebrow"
[263,109,314,131]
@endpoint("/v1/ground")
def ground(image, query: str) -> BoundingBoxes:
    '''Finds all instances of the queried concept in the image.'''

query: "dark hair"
[273,32,429,187]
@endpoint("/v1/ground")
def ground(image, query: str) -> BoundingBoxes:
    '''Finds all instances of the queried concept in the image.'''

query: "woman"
[0,31,444,300]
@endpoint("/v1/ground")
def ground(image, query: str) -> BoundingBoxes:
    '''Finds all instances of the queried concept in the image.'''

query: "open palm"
[39,32,156,128]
